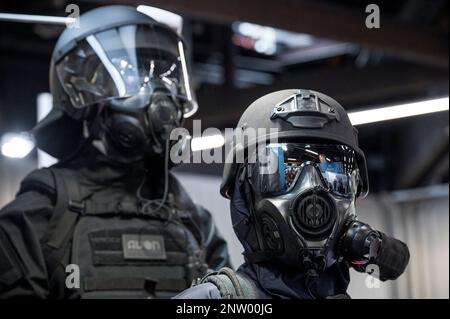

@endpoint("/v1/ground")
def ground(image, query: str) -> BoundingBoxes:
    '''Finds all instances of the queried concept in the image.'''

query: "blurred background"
[0,0,448,298]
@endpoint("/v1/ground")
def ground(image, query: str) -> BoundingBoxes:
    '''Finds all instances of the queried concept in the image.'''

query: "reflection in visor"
[55,24,196,116]
[86,35,127,97]
[249,143,359,198]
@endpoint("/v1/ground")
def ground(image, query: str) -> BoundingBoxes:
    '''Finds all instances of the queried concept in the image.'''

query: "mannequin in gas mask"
[0,6,230,299]
[175,89,409,299]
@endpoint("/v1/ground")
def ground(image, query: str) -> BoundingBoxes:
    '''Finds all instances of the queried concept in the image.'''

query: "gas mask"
[243,143,361,273]
[221,89,410,289]
[97,84,182,163]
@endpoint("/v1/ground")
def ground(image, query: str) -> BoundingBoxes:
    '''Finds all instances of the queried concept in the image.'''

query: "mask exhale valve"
[291,188,337,241]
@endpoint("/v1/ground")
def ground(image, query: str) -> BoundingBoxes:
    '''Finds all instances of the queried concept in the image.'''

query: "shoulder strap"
[199,267,259,299]
[17,167,82,249]
[44,169,82,249]
[22,168,83,298]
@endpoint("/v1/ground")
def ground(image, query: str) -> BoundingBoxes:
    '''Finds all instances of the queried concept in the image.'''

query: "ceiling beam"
[106,0,449,67]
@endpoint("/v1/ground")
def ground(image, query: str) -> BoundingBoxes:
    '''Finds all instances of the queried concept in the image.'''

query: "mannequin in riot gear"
[175,89,409,299]
[0,5,229,299]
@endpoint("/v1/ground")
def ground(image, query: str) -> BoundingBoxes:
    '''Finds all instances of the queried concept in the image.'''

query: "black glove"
[340,220,410,281]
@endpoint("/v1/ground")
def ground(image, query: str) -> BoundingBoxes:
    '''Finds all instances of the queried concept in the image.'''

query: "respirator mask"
[99,82,182,163]
[244,142,361,273]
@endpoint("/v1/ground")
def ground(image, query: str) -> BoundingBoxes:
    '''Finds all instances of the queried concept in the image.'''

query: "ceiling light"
[349,97,449,126]
[191,134,225,152]
[1,132,35,158]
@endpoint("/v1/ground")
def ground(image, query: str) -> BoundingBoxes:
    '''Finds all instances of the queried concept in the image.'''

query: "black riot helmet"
[33,5,197,161]
[222,89,369,274]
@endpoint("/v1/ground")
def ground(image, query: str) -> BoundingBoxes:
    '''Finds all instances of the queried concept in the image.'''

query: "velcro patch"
[122,234,167,261]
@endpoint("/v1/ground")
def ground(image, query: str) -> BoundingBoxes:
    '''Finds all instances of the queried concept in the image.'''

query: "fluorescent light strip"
[191,134,225,152]
[305,149,319,156]
[187,97,449,152]
[349,97,449,126]
[0,12,75,25]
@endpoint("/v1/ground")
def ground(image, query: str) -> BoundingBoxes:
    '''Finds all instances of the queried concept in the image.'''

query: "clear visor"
[248,143,360,198]
[55,24,197,117]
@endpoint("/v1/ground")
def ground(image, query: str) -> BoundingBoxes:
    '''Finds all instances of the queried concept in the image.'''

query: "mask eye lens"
[317,149,357,198]
[248,143,358,198]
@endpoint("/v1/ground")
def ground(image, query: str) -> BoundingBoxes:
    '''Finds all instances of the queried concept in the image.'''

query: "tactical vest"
[18,168,208,299]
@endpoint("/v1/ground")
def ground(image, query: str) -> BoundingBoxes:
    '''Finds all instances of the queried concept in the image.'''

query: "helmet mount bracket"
[270,90,340,129]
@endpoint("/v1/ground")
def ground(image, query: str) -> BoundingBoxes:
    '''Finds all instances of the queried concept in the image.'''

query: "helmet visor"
[248,143,360,198]
[55,24,197,117]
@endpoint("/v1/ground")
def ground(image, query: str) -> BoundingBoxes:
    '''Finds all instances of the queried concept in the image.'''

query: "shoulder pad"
[17,168,56,202]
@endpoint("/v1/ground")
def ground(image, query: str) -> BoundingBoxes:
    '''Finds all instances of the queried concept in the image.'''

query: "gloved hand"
[340,220,410,281]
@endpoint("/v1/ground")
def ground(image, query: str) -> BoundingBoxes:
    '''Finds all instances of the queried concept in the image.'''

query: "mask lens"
[249,143,358,198]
